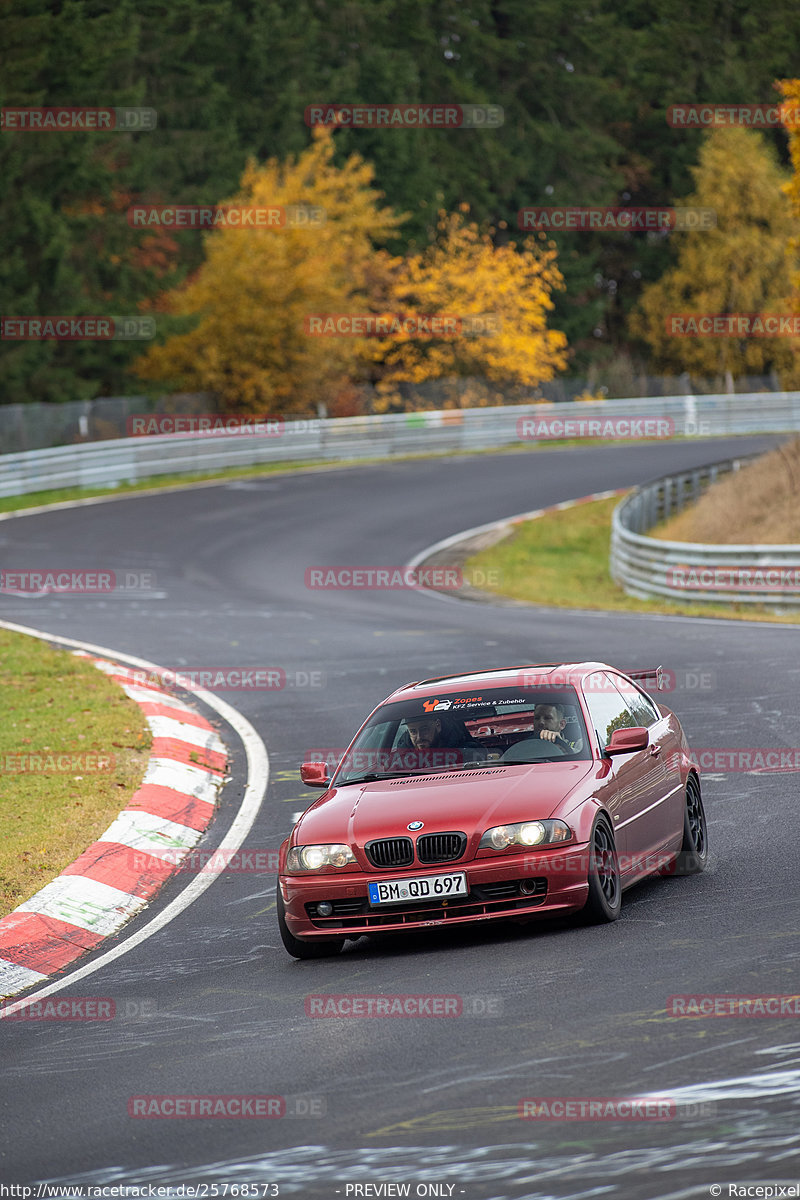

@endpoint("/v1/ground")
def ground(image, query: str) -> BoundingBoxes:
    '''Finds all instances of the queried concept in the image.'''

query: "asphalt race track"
[2,436,799,1200]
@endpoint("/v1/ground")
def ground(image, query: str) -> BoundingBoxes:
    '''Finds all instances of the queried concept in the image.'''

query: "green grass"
[462,494,800,624]
[0,629,151,916]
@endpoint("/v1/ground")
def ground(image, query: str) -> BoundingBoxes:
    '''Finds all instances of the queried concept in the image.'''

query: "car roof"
[384,662,615,703]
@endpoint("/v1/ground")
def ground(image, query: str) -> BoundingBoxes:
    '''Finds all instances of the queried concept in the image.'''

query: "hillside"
[653,436,800,544]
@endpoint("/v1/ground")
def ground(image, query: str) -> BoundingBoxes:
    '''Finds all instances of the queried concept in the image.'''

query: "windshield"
[332,686,592,785]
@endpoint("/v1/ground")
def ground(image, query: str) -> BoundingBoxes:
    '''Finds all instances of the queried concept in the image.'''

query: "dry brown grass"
[654,436,800,544]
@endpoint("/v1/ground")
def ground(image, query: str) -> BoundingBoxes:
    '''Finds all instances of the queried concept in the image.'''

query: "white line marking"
[0,619,268,1017]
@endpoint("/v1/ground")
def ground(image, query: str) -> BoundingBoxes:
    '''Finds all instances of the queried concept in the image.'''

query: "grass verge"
[652,435,800,545]
[462,494,800,623]
[0,458,330,515]
[0,629,151,917]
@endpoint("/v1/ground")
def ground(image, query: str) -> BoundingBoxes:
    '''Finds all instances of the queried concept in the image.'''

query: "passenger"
[399,714,485,763]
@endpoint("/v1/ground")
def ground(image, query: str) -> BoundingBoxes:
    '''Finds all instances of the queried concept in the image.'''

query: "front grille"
[306,878,549,928]
[417,832,467,864]
[365,837,414,868]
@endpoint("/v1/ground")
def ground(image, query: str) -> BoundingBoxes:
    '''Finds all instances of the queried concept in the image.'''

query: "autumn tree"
[630,126,800,386]
[134,129,404,414]
[366,207,568,409]
[779,79,800,295]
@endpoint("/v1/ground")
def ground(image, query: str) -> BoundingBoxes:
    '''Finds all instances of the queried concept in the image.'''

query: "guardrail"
[2,390,800,501]
[610,455,800,606]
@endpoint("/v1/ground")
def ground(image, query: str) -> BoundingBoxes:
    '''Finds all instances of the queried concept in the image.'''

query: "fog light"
[519,879,538,895]
[317,901,334,917]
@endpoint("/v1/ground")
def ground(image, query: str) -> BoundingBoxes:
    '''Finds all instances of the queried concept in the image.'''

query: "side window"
[583,672,635,750]
[613,675,661,728]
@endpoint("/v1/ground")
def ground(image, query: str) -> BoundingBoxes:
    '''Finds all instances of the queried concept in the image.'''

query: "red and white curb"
[0,654,228,1000]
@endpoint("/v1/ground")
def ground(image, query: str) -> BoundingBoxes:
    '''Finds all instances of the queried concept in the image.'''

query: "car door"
[613,673,685,853]
[581,672,669,877]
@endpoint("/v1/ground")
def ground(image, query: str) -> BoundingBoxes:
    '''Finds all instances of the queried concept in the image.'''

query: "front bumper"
[279,843,591,940]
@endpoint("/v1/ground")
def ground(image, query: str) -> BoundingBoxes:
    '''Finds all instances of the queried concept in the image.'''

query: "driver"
[404,716,449,749]
[532,703,582,753]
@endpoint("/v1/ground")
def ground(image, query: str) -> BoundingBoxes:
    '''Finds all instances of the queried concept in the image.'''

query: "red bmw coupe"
[277,662,707,958]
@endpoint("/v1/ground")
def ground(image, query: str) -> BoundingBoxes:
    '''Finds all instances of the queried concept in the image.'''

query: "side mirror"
[605,726,649,755]
[300,761,330,788]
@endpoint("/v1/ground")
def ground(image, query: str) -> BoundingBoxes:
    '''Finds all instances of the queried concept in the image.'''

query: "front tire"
[581,815,622,923]
[276,883,344,959]
[672,775,708,875]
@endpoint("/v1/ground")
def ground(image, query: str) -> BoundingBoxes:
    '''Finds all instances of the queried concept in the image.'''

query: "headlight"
[479,819,572,850]
[286,844,357,872]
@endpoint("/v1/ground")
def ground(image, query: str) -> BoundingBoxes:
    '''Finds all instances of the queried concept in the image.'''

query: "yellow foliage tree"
[134,129,404,414]
[630,126,800,384]
[368,208,568,410]
[779,79,800,299]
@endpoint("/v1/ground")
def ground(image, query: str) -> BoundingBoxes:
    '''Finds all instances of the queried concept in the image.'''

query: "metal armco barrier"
[610,455,800,606]
[2,390,800,501]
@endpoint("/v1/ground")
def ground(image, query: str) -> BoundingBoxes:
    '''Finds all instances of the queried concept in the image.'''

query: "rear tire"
[581,815,622,923]
[672,775,708,875]
[276,883,344,959]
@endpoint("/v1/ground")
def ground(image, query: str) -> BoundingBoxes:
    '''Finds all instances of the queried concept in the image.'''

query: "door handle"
[649,743,662,756]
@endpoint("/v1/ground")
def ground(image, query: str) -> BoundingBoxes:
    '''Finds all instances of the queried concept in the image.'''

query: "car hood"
[294,761,594,846]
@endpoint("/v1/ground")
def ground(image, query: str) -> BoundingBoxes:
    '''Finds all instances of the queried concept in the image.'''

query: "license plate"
[368,871,468,906]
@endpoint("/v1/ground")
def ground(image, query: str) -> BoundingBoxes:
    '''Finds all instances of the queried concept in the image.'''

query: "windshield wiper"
[334,771,404,786]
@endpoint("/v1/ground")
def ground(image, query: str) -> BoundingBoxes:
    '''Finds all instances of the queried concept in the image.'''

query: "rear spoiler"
[622,665,664,691]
